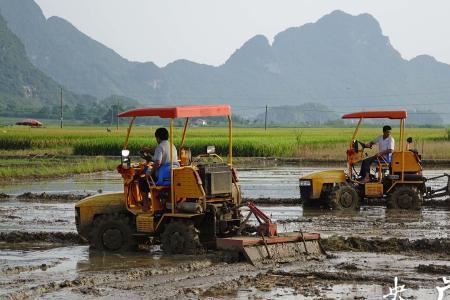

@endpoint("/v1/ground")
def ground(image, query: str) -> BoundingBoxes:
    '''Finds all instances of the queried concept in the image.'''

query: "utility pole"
[116,97,119,130]
[264,105,268,131]
[60,88,63,128]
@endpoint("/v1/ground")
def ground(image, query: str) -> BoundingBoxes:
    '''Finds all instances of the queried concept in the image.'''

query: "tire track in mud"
[322,236,450,256]
[0,261,61,275]
[0,261,214,300]
[199,270,423,298]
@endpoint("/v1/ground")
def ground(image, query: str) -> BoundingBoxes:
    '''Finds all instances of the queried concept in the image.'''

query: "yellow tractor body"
[75,105,325,262]
[76,192,126,238]
[300,169,345,199]
[299,110,430,210]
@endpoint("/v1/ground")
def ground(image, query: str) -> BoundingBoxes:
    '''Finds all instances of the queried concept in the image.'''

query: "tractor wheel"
[161,220,201,255]
[302,196,323,208]
[387,186,422,210]
[89,214,137,252]
[328,185,360,210]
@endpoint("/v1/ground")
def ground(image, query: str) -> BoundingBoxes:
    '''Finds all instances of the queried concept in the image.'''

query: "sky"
[34,0,450,67]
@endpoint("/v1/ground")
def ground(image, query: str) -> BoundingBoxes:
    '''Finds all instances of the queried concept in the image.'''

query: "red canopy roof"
[15,119,43,126]
[342,111,407,120]
[118,105,231,118]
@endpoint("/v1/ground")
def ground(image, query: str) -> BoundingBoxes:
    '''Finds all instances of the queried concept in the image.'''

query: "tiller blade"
[216,232,326,266]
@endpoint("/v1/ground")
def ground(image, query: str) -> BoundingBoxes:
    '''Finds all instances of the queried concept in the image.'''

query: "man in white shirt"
[359,125,395,183]
[151,127,179,180]
[139,127,179,211]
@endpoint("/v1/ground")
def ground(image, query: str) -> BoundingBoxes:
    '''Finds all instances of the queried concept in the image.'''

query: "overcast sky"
[35,0,450,67]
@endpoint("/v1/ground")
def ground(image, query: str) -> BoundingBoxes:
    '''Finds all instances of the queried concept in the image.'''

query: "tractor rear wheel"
[387,186,422,210]
[302,196,323,208]
[328,185,360,210]
[161,220,201,255]
[89,214,137,252]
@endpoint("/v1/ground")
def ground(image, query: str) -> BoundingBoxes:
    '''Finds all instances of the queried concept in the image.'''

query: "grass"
[1,126,449,181]
[0,126,449,159]
[0,157,118,180]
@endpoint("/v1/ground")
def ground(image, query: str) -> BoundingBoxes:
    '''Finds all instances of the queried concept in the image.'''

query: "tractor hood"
[300,169,346,181]
[75,192,125,209]
[299,169,346,199]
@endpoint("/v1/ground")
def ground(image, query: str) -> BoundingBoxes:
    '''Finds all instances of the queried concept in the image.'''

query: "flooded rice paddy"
[0,164,449,299]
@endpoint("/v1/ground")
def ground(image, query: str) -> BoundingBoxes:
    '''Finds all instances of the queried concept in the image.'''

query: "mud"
[16,192,93,202]
[1,259,215,300]
[197,250,447,299]
[1,166,450,299]
[0,231,85,245]
[417,264,450,275]
[322,236,450,256]
[254,196,450,207]
[1,261,61,275]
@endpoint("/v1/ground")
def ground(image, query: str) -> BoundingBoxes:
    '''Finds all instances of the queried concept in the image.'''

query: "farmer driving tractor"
[139,127,179,211]
[359,125,395,183]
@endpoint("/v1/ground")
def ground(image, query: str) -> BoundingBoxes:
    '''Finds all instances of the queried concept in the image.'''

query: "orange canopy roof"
[342,110,407,120]
[118,105,231,118]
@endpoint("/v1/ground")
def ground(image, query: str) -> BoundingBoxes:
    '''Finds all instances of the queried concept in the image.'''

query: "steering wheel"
[358,140,372,149]
[139,149,153,162]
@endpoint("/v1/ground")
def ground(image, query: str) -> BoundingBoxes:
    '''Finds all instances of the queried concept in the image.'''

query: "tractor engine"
[197,163,232,196]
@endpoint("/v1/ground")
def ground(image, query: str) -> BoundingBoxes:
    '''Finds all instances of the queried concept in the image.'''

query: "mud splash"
[0,231,85,245]
[322,235,450,256]
[16,192,93,202]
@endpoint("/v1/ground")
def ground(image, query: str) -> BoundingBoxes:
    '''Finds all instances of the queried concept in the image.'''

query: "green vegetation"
[1,125,449,181]
[0,157,117,180]
[1,126,449,159]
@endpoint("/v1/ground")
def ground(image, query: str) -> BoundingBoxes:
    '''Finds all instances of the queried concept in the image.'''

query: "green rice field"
[1,126,449,159]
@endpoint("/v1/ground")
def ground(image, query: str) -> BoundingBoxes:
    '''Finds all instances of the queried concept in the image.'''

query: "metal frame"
[347,113,408,186]
[119,105,233,215]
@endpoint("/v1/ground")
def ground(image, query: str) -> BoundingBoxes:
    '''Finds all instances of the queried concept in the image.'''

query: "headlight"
[121,149,130,157]
[299,180,311,186]
[121,149,130,167]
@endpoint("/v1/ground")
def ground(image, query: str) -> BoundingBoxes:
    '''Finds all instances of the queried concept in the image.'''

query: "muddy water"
[1,165,448,198]
[0,165,449,299]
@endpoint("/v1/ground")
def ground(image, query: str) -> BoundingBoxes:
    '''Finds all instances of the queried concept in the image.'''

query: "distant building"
[193,119,207,126]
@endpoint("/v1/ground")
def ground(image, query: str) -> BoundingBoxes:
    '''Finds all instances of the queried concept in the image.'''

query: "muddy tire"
[161,220,201,255]
[387,186,422,210]
[302,196,322,208]
[328,185,360,210]
[89,214,137,252]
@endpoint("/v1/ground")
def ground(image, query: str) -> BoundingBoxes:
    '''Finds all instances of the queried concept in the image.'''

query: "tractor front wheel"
[161,220,201,255]
[328,185,360,210]
[89,214,137,252]
[387,186,422,210]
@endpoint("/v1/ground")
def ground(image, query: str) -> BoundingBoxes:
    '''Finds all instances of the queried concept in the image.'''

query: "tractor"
[299,110,449,210]
[75,105,325,264]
